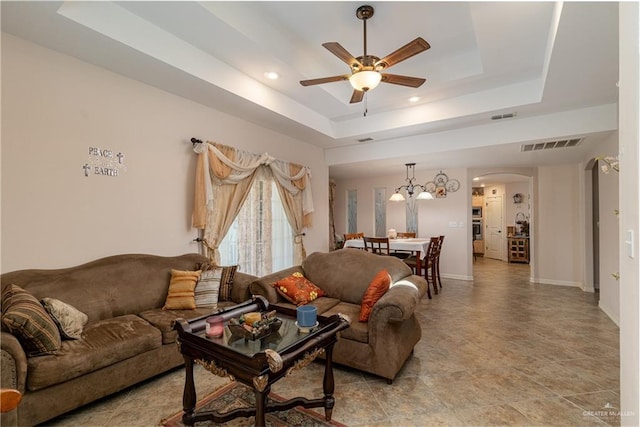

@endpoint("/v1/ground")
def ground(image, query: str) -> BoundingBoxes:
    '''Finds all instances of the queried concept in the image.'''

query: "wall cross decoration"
[83,146,127,177]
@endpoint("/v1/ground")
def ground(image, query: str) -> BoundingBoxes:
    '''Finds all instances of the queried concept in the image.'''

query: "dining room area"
[341,232,445,299]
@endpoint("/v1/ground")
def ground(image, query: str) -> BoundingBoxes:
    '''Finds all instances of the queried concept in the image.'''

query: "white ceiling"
[1,1,619,180]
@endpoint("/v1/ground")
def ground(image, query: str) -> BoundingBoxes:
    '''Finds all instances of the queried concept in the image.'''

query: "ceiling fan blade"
[300,75,350,86]
[381,73,426,88]
[322,42,362,68]
[375,37,430,69]
[350,90,364,104]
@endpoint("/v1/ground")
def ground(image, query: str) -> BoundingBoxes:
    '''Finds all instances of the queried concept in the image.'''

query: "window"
[219,178,294,276]
[374,187,387,237]
[347,189,358,233]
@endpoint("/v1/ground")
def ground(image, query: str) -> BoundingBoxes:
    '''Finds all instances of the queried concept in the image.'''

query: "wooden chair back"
[396,232,416,238]
[344,232,365,241]
[363,237,390,255]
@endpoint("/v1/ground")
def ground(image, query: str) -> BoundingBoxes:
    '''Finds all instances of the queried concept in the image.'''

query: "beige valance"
[192,141,313,264]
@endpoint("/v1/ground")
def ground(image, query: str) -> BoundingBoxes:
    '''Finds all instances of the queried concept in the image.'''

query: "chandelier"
[389,163,434,201]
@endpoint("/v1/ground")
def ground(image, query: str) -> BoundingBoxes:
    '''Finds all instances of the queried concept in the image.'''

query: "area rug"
[161,382,347,427]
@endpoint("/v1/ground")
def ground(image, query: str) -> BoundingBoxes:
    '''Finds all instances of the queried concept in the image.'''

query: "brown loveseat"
[0,253,256,426]
[250,248,428,383]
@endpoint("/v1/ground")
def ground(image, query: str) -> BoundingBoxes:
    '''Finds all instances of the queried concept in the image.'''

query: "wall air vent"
[357,137,374,142]
[521,138,583,152]
[491,112,517,120]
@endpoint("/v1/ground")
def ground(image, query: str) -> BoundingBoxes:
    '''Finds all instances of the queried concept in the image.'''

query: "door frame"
[485,194,504,260]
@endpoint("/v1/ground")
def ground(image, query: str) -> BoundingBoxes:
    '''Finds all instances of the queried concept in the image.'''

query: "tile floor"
[44,257,620,426]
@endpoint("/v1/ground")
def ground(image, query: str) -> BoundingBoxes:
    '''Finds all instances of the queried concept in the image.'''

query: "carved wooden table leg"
[323,343,336,421]
[181,356,196,426]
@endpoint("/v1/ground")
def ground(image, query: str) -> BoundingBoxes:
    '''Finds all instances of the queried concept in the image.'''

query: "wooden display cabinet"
[508,237,529,263]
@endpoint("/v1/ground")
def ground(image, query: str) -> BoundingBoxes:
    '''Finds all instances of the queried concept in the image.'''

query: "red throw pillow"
[273,272,325,306]
[359,269,391,322]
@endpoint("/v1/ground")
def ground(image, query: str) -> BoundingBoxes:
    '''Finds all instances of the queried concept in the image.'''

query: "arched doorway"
[471,172,533,277]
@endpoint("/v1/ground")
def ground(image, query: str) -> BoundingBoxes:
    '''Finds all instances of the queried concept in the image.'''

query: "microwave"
[472,206,482,218]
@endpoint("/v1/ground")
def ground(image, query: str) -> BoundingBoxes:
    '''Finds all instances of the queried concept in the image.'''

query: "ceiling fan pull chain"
[364,92,368,117]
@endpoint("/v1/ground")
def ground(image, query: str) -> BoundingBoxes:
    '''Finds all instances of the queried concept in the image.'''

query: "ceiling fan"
[300,4,430,104]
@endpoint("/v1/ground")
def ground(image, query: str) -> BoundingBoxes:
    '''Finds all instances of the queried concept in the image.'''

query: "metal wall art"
[424,170,460,198]
[83,147,127,177]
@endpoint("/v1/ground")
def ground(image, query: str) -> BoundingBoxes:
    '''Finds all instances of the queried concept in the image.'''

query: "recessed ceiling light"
[409,96,420,103]
[264,71,279,80]
[473,177,480,181]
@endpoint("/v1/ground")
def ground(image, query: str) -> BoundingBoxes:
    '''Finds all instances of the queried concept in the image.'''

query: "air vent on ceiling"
[357,137,374,142]
[521,138,584,152]
[491,112,517,120]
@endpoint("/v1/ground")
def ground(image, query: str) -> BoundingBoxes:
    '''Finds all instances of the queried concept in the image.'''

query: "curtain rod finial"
[190,138,203,145]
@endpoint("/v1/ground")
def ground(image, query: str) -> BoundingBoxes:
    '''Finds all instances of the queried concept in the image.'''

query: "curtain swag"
[192,141,314,264]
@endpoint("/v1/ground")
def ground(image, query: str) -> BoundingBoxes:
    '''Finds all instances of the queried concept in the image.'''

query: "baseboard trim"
[442,273,473,281]
[530,277,583,287]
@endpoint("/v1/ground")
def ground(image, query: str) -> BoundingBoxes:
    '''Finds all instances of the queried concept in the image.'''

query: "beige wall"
[1,34,329,272]
[535,164,584,286]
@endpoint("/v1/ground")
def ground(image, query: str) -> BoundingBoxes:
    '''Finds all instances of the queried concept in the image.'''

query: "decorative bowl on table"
[228,310,282,340]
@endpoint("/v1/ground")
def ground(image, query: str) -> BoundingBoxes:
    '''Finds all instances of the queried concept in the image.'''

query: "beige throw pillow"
[41,297,89,340]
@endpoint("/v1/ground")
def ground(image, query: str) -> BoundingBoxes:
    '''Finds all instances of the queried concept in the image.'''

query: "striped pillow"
[218,265,238,302]
[195,267,222,309]
[162,269,201,310]
[1,284,62,356]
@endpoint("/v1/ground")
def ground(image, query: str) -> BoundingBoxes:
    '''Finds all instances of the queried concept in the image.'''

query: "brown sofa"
[250,248,428,383]
[0,253,257,426]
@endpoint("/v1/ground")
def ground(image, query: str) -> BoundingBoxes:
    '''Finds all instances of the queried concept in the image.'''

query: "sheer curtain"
[192,141,313,267]
[219,168,294,276]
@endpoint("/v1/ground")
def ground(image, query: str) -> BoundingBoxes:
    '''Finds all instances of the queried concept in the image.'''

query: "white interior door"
[485,195,503,260]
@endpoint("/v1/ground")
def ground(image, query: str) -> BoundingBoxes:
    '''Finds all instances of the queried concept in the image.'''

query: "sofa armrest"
[249,266,303,304]
[1,332,27,393]
[370,275,424,323]
[230,271,259,303]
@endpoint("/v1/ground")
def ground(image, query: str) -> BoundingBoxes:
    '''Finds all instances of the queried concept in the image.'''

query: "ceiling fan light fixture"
[349,70,382,92]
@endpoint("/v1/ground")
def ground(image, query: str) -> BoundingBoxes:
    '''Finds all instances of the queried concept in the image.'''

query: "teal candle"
[296,305,317,327]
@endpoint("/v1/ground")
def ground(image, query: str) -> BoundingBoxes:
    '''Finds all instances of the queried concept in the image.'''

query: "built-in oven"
[472,206,482,218]
[472,219,483,240]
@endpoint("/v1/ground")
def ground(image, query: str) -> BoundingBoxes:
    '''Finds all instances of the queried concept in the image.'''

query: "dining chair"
[396,232,416,238]
[406,236,439,297]
[344,232,365,241]
[435,235,445,289]
[363,236,390,255]
[343,232,365,249]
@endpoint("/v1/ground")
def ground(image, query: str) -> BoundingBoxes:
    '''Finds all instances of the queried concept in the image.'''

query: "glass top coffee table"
[174,296,350,426]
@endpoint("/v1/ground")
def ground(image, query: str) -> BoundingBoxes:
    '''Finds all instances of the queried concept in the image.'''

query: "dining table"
[343,237,431,276]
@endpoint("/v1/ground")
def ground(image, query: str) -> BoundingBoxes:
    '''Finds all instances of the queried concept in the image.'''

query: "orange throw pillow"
[359,269,391,322]
[273,272,325,306]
